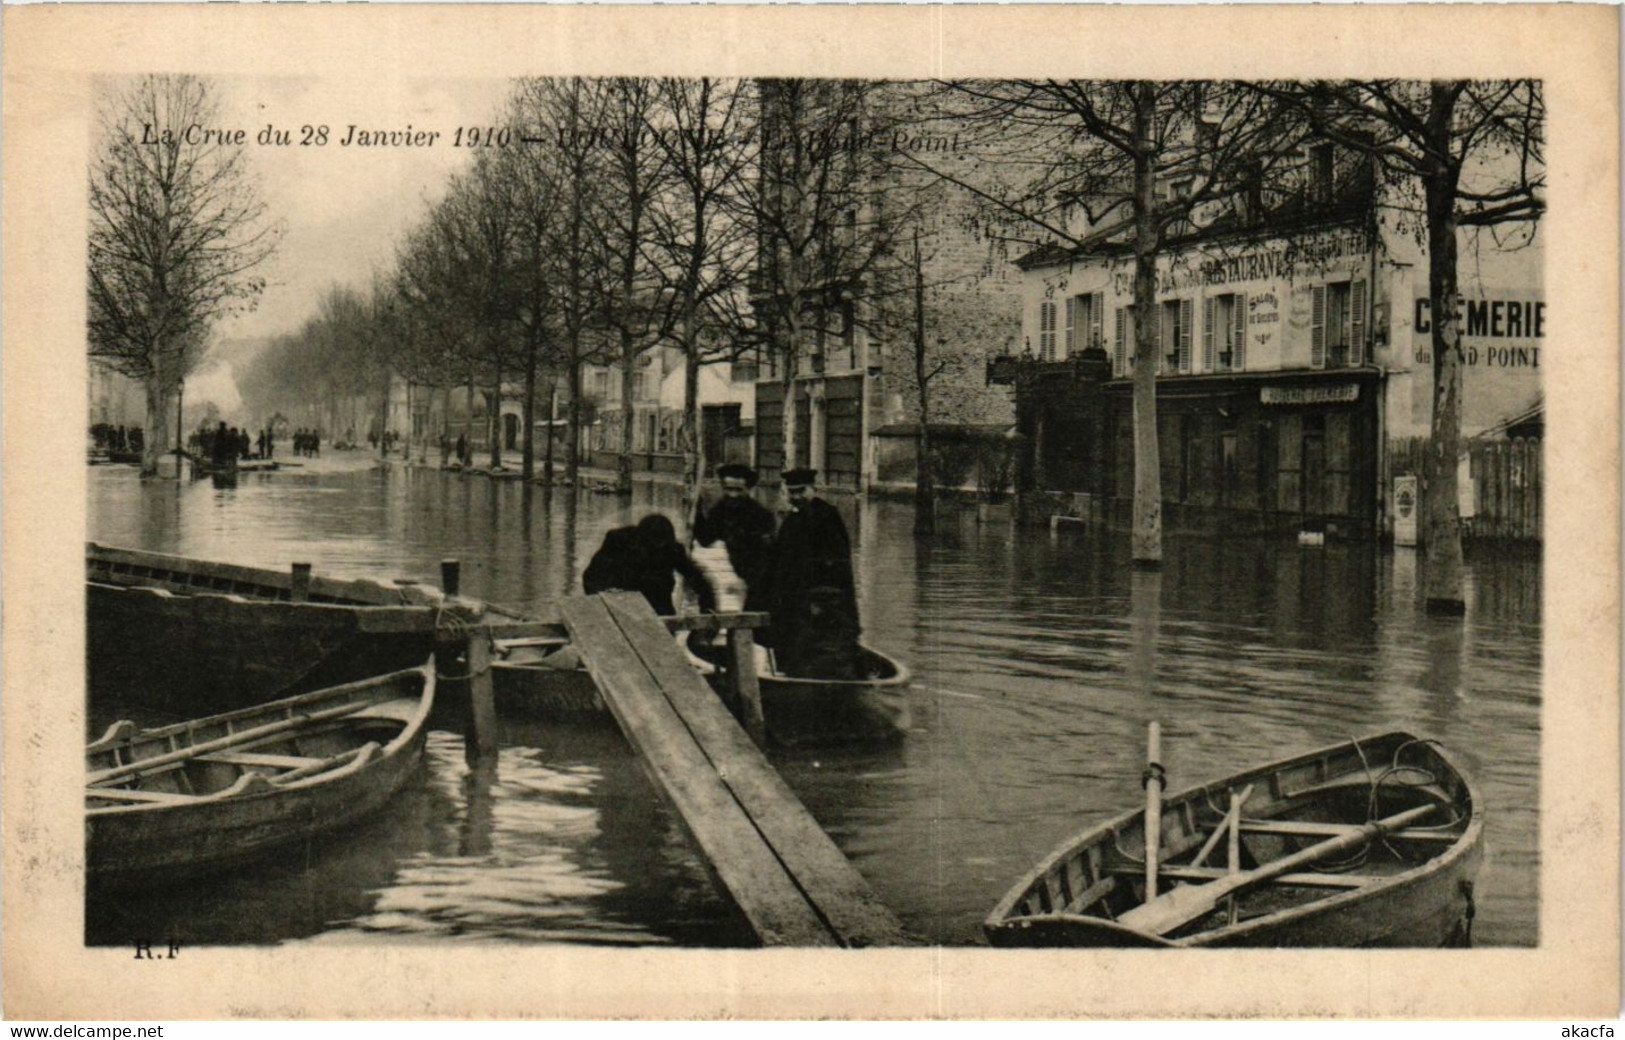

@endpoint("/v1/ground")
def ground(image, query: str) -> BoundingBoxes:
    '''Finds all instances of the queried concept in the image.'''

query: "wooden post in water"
[727,623,767,747]
[466,626,497,762]
[440,559,461,597]
[1144,721,1164,901]
[290,563,312,603]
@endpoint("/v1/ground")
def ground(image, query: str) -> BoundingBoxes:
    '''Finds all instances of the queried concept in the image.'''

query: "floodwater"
[86,453,1541,947]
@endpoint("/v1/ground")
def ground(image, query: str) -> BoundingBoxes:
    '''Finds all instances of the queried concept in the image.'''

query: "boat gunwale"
[758,645,912,690]
[984,731,1483,946]
[88,542,526,620]
[85,663,436,816]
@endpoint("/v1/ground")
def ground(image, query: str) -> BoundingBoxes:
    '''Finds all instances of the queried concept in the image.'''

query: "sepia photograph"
[4,3,1618,1022]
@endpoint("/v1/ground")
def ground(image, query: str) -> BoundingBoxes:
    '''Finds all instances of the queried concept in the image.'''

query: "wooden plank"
[561,596,837,947]
[598,592,908,947]
[484,612,769,644]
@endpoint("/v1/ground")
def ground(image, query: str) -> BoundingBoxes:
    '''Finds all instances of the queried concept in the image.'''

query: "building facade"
[750,80,1021,493]
[995,139,1542,539]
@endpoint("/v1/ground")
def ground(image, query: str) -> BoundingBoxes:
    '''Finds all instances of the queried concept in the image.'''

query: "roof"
[1473,397,1543,441]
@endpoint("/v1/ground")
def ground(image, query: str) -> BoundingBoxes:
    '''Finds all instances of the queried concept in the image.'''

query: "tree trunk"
[544,379,557,484]
[682,302,702,521]
[780,310,800,477]
[566,360,582,487]
[1129,81,1164,568]
[522,345,537,482]
[912,230,935,534]
[140,357,168,477]
[1421,93,1467,614]
[378,370,391,460]
[489,364,503,470]
[618,333,636,494]
[465,363,476,463]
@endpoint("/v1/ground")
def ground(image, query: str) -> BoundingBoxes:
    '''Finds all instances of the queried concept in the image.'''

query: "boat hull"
[87,543,511,712]
[89,581,435,712]
[748,646,911,748]
[492,642,911,746]
[985,732,1483,948]
[87,667,434,889]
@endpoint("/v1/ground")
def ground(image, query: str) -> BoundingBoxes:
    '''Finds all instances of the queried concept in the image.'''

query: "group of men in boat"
[583,465,862,680]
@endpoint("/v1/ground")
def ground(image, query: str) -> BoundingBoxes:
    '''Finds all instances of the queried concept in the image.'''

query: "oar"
[1118,802,1437,937]
[1188,784,1254,869]
[88,701,372,787]
[1143,722,1164,900]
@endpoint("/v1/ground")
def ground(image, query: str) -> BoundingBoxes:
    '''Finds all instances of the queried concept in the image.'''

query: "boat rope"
[1141,762,1166,789]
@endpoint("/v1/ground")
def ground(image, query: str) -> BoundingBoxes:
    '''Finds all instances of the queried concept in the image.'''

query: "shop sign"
[1260,384,1359,406]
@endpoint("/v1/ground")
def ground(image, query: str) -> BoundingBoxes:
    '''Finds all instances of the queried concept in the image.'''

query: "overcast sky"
[209,74,516,346]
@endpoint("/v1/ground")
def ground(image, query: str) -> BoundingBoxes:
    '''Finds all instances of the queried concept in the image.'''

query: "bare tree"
[903,80,1298,564]
[87,74,280,475]
[647,76,759,510]
[590,77,680,494]
[747,78,925,480]
[515,78,613,488]
[1260,79,1544,613]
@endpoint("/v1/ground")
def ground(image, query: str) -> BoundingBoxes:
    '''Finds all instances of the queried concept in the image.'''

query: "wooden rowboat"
[985,732,1483,948]
[88,542,521,711]
[87,663,435,889]
[745,644,911,748]
[493,637,910,746]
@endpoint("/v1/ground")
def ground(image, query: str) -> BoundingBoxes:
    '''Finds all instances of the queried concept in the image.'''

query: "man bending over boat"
[584,513,716,618]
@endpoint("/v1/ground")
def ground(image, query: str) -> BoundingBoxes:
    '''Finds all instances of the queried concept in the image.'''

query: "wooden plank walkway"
[560,592,908,948]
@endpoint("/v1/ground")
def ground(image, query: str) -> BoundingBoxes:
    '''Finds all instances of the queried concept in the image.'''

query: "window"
[1311,280,1366,369]
[592,369,610,400]
[1204,293,1247,372]
[1066,293,1105,357]
[842,302,857,370]
[1039,300,1058,361]
[1114,305,1134,376]
[1160,299,1193,374]
[632,371,647,399]
[1309,142,1335,205]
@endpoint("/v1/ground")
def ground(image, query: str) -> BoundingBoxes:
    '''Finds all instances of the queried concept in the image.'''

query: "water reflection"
[87,458,1540,946]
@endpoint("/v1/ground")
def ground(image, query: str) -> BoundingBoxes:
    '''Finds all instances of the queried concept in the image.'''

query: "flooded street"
[86,454,1540,947]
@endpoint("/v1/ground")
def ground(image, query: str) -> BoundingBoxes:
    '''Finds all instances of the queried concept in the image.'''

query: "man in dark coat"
[583,513,716,618]
[693,463,776,614]
[767,468,860,678]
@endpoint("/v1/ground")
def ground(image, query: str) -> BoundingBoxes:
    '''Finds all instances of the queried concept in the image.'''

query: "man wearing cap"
[767,468,860,678]
[693,463,777,615]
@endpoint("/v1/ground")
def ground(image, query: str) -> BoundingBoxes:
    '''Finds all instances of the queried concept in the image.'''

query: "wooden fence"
[1384,436,1542,543]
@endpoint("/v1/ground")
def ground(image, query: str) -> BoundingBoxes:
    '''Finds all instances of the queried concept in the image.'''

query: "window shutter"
[1311,285,1326,369]
[1149,303,1162,374]
[1089,293,1105,352]
[1115,307,1128,375]
[1202,297,1216,373]
[1350,279,1366,366]
[1232,293,1247,371]
[1179,298,1194,374]
[1040,301,1056,361]
[1064,296,1078,357]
